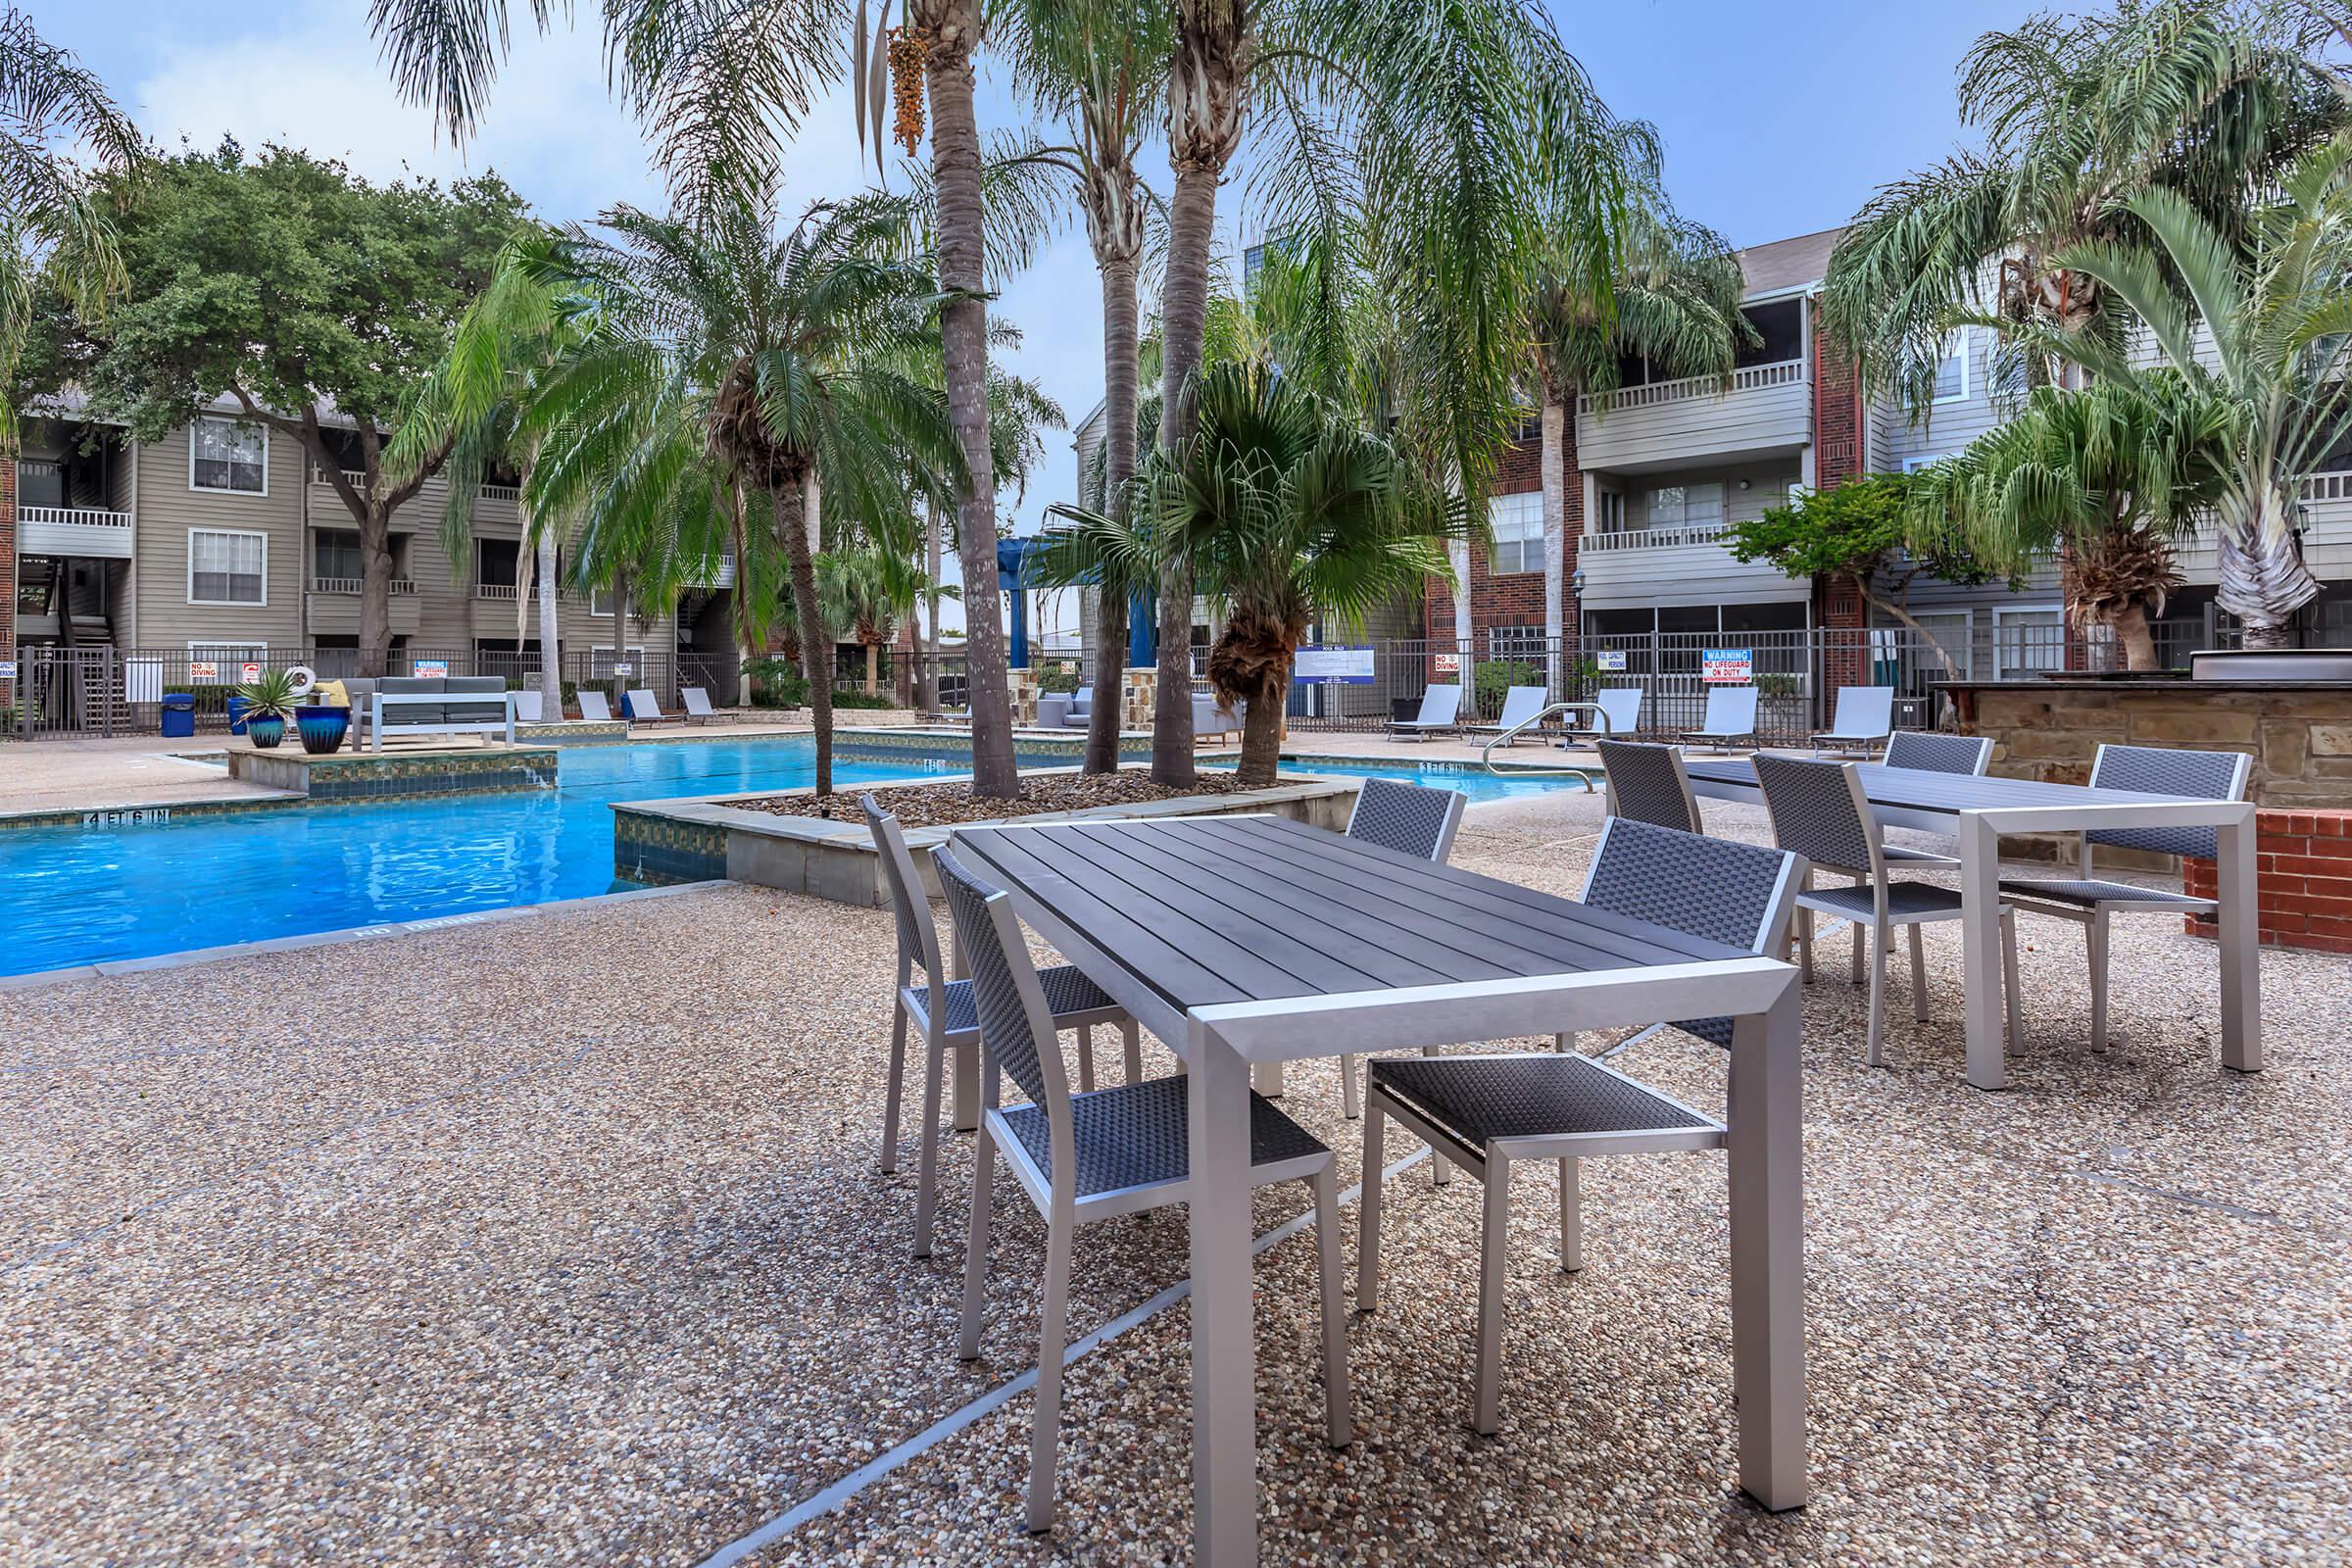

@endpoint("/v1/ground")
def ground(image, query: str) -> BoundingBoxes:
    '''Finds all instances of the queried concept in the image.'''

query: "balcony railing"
[479,483,520,503]
[1580,518,1733,553]
[312,466,370,492]
[475,582,519,600]
[19,505,136,559]
[312,576,416,595]
[1577,358,1806,416]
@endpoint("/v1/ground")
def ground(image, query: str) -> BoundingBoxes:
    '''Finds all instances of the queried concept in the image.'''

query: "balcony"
[1576,359,1812,474]
[309,574,420,637]
[1575,518,1806,611]
[20,506,135,560]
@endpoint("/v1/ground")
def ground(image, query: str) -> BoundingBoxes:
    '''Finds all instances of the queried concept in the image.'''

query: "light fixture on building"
[1738,478,1751,490]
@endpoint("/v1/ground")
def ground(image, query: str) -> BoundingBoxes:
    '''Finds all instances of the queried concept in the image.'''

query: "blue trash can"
[226,695,252,736]
[160,693,197,739]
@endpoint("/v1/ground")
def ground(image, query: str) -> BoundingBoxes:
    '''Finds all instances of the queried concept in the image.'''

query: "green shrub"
[743,657,809,709]
[1754,671,1801,700]
[1473,659,1544,710]
[1034,664,1083,694]
[831,689,899,710]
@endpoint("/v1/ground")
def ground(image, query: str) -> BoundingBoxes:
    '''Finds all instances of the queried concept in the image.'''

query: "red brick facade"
[1811,306,1871,686]
[2185,809,2352,955]
[1424,416,1579,646]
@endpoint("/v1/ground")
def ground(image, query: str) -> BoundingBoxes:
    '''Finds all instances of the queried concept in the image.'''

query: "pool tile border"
[0,881,729,992]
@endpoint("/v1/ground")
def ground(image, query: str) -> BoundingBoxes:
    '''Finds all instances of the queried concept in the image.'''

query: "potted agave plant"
[231,667,301,750]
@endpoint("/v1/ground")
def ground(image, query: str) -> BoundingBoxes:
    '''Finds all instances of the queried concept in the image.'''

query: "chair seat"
[923,963,1122,1036]
[1999,877,2213,911]
[1369,1054,1714,1151]
[997,1076,1326,1198]
[1798,880,1966,921]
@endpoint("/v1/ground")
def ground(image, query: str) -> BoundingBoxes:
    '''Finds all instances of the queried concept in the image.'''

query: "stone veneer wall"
[229,746,561,801]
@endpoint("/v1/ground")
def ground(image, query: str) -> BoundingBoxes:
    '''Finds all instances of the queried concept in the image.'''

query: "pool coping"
[0,880,731,992]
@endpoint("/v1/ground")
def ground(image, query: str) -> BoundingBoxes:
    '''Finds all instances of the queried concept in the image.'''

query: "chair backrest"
[1413,683,1463,724]
[577,690,612,722]
[626,688,662,719]
[1828,685,1894,738]
[1593,687,1642,736]
[1700,685,1759,735]
[1581,815,1801,958]
[1346,776,1468,862]
[862,794,946,986]
[512,690,543,723]
[1596,740,1701,834]
[2084,743,2251,863]
[682,686,715,716]
[933,844,1074,1167]
[1752,753,1881,879]
[1493,685,1546,729]
[1882,730,1992,775]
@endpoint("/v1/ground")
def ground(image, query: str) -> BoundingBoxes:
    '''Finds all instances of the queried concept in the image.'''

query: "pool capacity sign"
[1702,648,1754,683]
[1293,645,1375,684]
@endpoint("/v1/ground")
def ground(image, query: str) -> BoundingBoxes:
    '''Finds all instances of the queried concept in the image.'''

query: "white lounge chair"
[1681,685,1759,753]
[625,689,671,723]
[681,686,720,723]
[1389,683,1462,742]
[576,690,613,723]
[1192,692,1241,744]
[1560,686,1642,747]
[512,690,543,723]
[1811,685,1895,757]
[1465,684,1550,745]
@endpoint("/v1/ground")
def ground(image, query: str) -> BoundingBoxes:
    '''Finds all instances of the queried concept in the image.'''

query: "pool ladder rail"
[1477,702,1615,785]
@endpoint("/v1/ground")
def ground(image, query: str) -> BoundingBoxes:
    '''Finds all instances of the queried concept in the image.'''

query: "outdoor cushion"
[378,676,444,724]
[444,676,509,724]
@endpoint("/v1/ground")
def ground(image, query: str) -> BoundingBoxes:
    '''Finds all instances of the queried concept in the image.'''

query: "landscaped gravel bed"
[743,765,1272,826]
[2,788,2346,1567]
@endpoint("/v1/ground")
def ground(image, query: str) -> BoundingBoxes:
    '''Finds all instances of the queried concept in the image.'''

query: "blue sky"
[38,0,2034,630]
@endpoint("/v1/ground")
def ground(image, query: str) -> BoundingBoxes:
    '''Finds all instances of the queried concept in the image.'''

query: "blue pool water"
[0,738,945,978]
[0,742,1597,979]
[1218,755,1599,807]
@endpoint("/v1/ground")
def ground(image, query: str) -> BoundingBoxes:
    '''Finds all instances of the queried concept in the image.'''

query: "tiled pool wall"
[233,747,562,801]
[613,812,731,887]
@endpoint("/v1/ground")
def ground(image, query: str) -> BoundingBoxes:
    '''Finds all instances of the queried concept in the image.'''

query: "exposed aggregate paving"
[2,787,2346,1566]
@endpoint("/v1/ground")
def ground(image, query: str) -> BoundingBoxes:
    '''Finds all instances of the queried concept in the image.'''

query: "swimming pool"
[1230,755,1599,806]
[0,742,1597,980]
[0,738,947,979]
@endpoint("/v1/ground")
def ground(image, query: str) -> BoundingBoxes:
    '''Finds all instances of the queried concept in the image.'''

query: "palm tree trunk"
[610,568,632,711]
[865,642,879,695]
[2111,601,2158,671]
[1151,165,1222,786]
[1236,683,1284,789]
[774,479,834,796]
[919,500,941,713]
[922,5,1016,798]
[1084,250,1140,774]
[530,499,562,716]
[2217,492,2321,652]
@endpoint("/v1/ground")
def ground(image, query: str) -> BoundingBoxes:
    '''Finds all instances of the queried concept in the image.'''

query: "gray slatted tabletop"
[949,814,1806,1566]
[1678,754,2261,1089]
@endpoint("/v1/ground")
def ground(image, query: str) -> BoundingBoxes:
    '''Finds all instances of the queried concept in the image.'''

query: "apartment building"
[1434,226,2352,669]
[5,400,750,706]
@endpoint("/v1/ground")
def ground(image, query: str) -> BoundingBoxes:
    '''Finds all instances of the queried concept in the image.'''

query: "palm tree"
[1908,377,2233,668]
[1000,0,1171,772]
[1823,2,2343,410]
[1528,192,1750,678]
[0,8,142,446]
[519,192,963,795]
[2003,140,2352,648]
[1042,362,1461,785]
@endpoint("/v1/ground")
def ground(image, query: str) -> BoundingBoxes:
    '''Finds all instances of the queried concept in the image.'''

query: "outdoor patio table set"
[857,728,2263,1566]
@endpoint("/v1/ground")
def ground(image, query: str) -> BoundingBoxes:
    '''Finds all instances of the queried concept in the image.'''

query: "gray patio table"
[949,813,1807,1566]
[1679,756,2261,1091]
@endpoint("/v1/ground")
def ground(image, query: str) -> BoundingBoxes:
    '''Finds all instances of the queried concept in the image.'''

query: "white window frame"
[1902,453,1954,474]
[188,416,270,496]
[1486,624,1550,662]
[1931,330,1972,406]
[186,527,270,607]
[1485,490,1544,575]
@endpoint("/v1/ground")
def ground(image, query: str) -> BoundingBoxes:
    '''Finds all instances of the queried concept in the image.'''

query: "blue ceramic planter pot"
[247,714,288,750]
[295,705,351,756]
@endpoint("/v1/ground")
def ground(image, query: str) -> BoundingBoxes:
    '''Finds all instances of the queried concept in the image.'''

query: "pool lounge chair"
[1193,693,1241,744]
[625,689,672,723]
[1389,683,1462,742]
[1810,685,1895,758]
[1559,687,1642,747]
[1680,686,1758,753]
[1465,684,1550,745]
[512,690,543,723]
[576,690,613,723]
[681,686,720,724]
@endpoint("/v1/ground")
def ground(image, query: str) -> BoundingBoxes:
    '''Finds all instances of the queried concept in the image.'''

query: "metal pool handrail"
[1479,702,1607,785]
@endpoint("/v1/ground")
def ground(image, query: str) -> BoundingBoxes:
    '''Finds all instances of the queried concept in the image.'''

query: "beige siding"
[131,422,306,651]
[1577,367,1812,474]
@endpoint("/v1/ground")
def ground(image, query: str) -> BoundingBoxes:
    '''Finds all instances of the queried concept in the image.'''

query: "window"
[1486,491,1543,574]
[188,528,268,605]
[1932,331,1971,404]
[314,529,363,583]
[190,417,268,494]
[1646,482,1725,532]
[1487,624,1550,662]
[1902,453,1953,474]
[1994,605,2064,675]
[1592,489,1626,533]
[477,539,520,586]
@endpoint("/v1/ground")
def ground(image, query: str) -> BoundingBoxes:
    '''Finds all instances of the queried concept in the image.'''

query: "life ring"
[283,663,318,698]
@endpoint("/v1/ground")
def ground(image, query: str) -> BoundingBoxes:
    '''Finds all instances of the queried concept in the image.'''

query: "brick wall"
[1424,424,1579,644]
[1811,307,1870,687]
[2184,810,2352,955]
